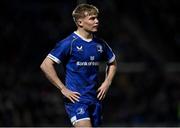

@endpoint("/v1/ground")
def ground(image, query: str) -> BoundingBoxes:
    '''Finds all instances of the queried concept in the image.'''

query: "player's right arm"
[40,57,80,103]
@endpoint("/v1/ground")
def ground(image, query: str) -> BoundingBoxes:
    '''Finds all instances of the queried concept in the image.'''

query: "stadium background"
[0,0,180,126]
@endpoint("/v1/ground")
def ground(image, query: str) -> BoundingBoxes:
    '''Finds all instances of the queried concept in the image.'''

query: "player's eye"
[90,16,97,20]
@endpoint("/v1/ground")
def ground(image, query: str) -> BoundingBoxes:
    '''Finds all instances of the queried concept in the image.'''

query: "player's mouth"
[93,24,99,28]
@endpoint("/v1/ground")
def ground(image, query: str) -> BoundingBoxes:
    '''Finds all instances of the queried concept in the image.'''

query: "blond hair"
[72,4,99,22]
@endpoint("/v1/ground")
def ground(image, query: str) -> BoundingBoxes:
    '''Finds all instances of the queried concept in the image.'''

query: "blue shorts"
[64,101,102,127]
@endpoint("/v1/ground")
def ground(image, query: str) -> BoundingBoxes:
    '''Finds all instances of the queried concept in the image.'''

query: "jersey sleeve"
[47,40,71,64]
[102,41,116,64]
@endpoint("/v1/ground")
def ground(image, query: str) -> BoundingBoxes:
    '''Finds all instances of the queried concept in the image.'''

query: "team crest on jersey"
[97,44,103,53]
[76,107,85,115]
[76,46,83,51]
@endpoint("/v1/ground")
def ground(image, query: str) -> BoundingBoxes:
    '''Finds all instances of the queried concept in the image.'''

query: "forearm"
[104,60,117,85]
[40,57,65,91]
[97,60,117,100]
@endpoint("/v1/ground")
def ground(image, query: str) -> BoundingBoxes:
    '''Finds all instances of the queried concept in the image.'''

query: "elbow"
[40,62,45,71]
[112,60,117,72]
[40,57,54,71]
[114,60,117,68]
[111,60,117,68]
[40,59,48,72]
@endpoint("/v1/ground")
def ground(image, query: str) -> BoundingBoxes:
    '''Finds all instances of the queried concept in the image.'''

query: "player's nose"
[94,18,99,24]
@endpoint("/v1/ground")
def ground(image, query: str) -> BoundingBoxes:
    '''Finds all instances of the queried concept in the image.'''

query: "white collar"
[74,31,92,42]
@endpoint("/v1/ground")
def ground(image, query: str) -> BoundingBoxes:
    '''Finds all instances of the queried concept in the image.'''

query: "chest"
[71,42,103,61]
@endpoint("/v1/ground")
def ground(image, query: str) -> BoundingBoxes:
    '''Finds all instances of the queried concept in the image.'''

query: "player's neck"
[76,29,93,40]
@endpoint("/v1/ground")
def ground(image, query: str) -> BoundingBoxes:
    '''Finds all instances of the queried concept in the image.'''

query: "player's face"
[80,14,99,32]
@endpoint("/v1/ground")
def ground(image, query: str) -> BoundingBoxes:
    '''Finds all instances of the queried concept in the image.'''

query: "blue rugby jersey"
[47,32,115,103]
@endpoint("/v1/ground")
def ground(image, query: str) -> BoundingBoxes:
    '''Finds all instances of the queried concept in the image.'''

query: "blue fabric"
[64,101,102,127]
[48,32,115,102]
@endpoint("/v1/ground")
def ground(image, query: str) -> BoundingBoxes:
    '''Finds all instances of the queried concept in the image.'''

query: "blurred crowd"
[0,0,180,126]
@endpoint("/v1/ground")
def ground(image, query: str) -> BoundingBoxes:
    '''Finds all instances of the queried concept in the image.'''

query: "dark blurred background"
[0,0,180,126]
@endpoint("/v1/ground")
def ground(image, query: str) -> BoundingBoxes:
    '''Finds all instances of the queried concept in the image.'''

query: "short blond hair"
[72,4,99,22]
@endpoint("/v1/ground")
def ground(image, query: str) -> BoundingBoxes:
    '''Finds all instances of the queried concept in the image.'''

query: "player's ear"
[77,19,83,27]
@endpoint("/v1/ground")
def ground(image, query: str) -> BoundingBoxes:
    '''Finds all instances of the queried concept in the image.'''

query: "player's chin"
[91,28,98,32]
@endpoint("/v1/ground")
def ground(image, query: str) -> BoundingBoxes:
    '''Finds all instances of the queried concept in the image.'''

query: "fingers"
[69,97,75,103]
[68,91,81,103]
[72,92,80,102]
[68,96,78,103]
[97,88,106,100]
[97,90,101,99]
[98,93,105,100]
[73,91,81,96]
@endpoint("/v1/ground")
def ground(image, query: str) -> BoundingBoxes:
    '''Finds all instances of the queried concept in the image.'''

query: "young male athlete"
[40,4,117,127]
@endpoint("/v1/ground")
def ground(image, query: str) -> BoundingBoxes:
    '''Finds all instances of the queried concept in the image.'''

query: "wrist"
[104,79,112,86]
[59,85,65,91]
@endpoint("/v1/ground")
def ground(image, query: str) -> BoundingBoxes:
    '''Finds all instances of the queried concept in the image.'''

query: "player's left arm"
[97,60,117,100]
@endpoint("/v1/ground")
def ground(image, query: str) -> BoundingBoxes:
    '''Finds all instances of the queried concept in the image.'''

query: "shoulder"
[56,33,77,47]
[93,36,106,44]
[93,36,109,47]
